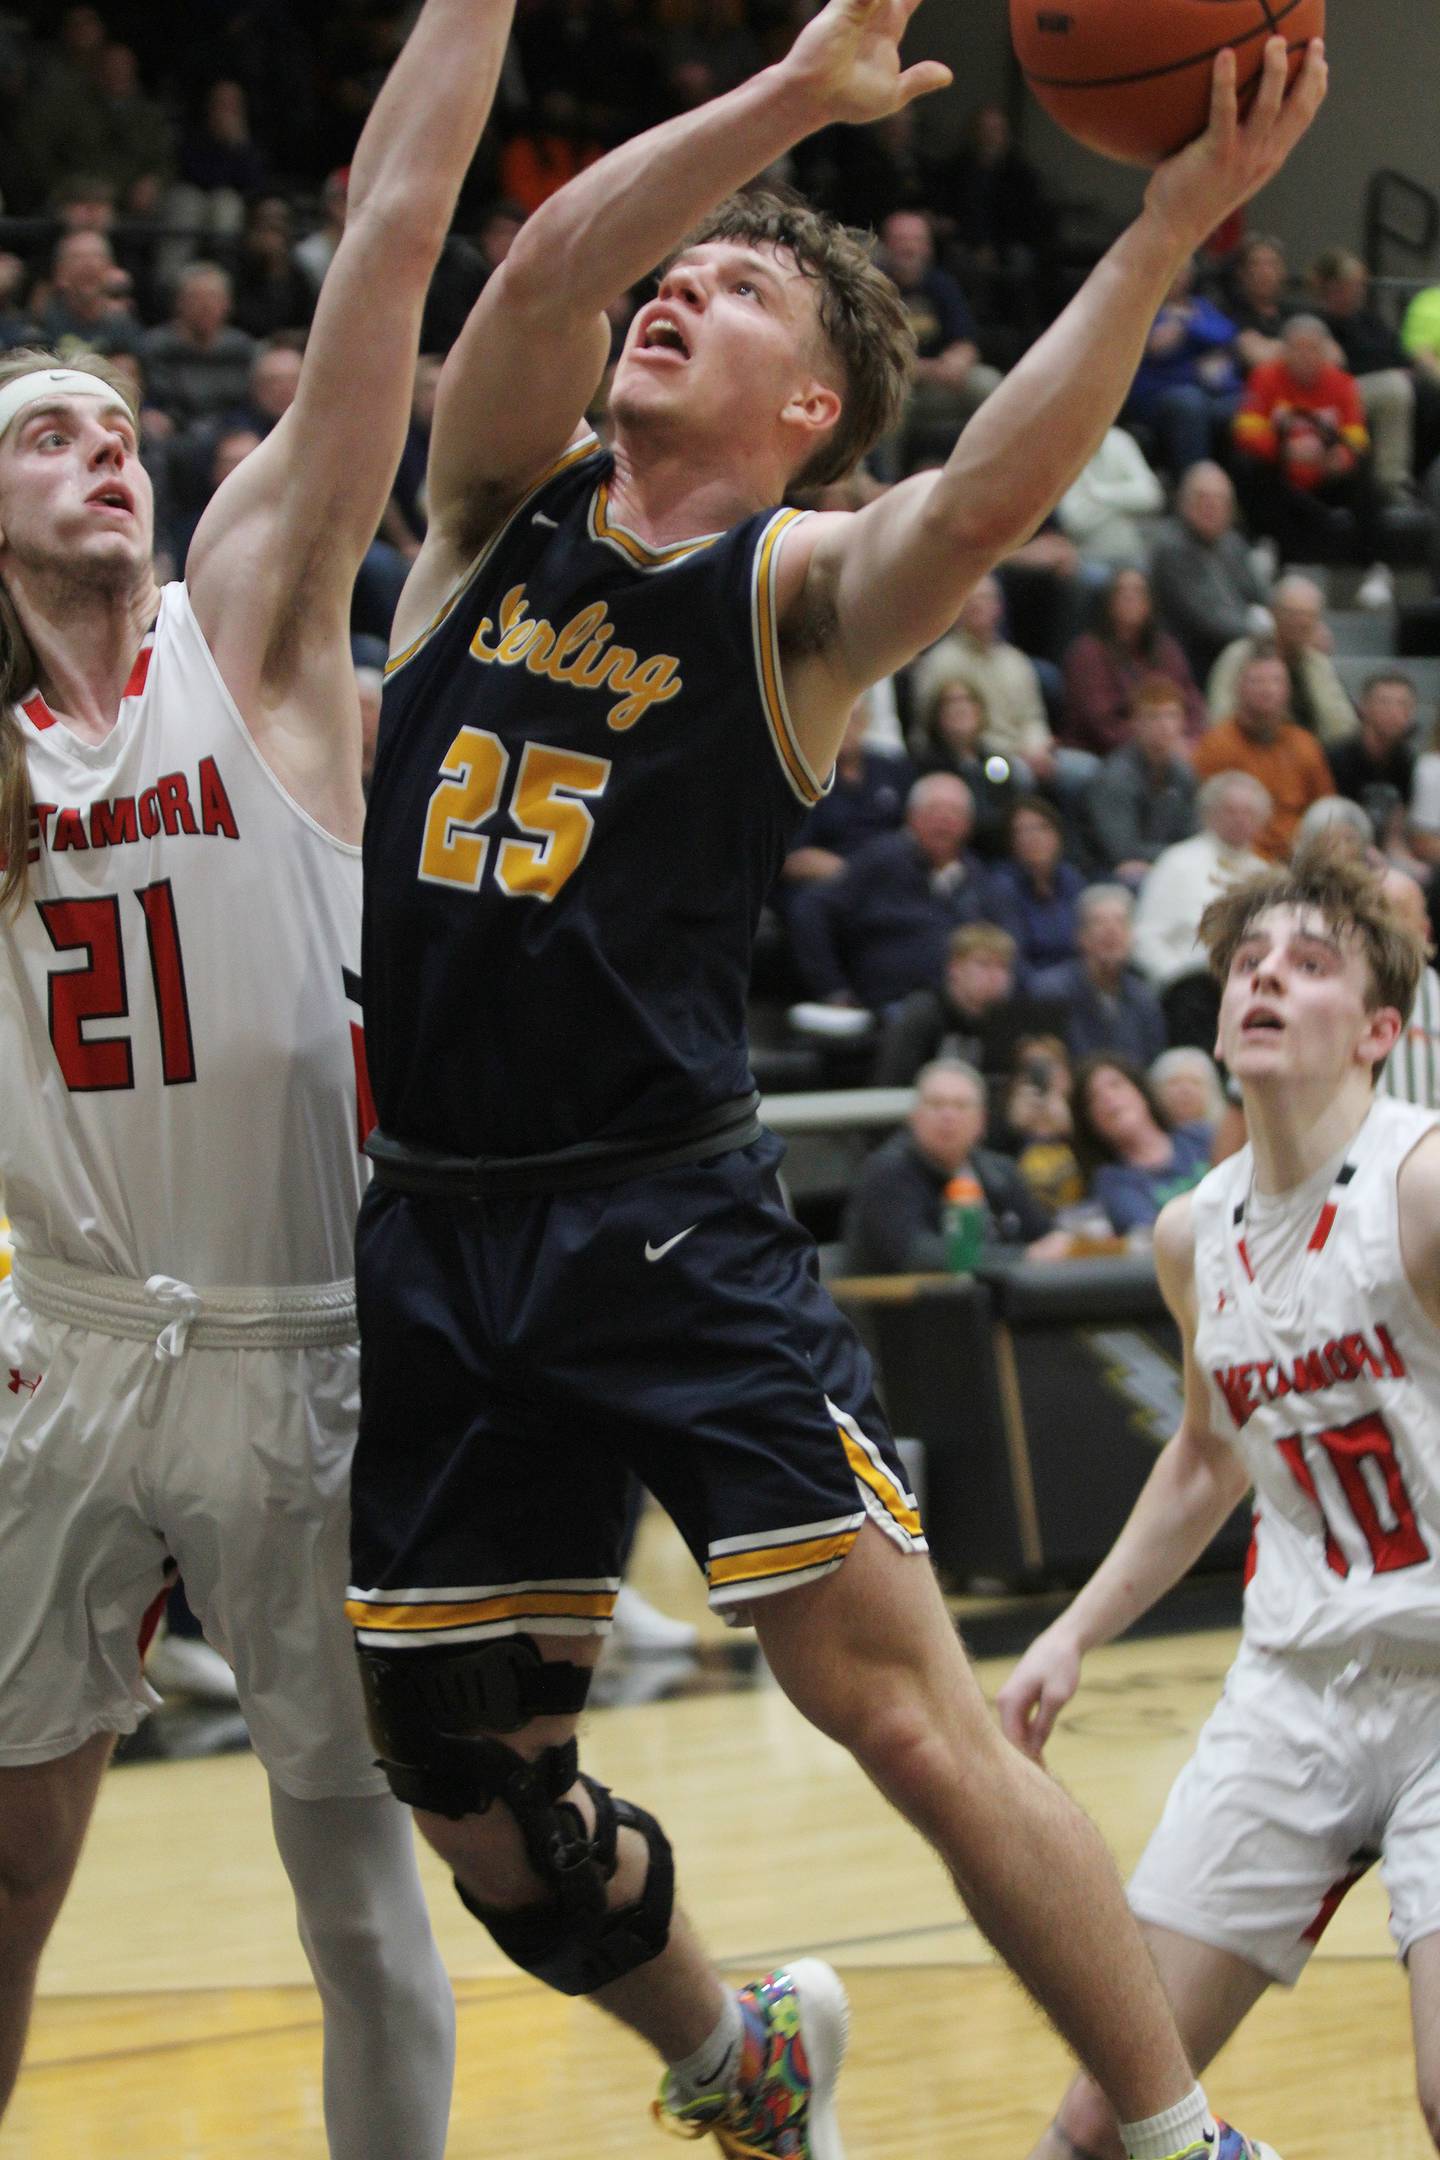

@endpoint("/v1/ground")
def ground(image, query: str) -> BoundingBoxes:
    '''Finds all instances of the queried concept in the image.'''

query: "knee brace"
[355,1635,594,1816]
[354,1636,674,1992]
[456,1746,675,1995]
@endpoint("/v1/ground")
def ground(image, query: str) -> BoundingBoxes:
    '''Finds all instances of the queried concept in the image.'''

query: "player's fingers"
[1277,39,1328,143]
[896,58,953,104]
[1245,33,1290,138]
[1205,44,1238,155]
[996,1682,1040,1750]
[1025,1702,1056,1757]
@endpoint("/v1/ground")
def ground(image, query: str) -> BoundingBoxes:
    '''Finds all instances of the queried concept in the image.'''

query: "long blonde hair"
[0,346,141,916]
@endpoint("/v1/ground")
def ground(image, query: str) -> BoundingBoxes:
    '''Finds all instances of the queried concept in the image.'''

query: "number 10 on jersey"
[418,726,610,902]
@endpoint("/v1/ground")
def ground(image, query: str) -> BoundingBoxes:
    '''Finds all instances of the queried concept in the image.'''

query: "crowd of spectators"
[803,559,1440,1267]
[6,0,1440,1272]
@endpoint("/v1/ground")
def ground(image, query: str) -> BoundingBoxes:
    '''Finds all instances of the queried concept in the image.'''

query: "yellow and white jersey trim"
[831,1397,925,1540]
[707,1398,926,1614]
[751,507,830,807]
[385,432,604,681]
[587,482,723,571]
[346,1574,620,1646]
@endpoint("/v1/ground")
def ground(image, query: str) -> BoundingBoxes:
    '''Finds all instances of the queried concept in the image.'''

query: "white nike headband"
[0,367,130,443]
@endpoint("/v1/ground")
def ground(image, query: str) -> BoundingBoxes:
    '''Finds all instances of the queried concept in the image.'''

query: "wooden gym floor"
[4,1515,1423,2158]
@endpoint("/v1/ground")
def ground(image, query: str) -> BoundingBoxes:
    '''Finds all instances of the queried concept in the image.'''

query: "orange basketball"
[1010,0,1324,167]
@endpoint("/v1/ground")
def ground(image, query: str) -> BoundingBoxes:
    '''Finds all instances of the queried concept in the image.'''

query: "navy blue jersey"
[363,435,826,1157]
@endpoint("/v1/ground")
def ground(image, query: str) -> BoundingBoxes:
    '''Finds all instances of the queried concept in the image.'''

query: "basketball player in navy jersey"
[352,4,1326,2150]
[1000,842,1440,2158]
[0,2,517,2147]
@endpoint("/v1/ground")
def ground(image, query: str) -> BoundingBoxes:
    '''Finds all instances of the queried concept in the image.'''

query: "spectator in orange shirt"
[1233,314,1375,558]
[500,95,602,212]
[1191,648,1336,859]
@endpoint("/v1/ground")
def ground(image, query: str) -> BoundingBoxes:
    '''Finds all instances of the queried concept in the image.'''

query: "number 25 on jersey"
[418,727,610,902]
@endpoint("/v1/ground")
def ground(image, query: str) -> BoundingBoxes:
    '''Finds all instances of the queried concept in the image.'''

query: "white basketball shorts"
[0,1274,383,1798]
[1128,1638,1440,1983]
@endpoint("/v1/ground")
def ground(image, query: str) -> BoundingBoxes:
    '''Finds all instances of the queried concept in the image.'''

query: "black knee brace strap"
[355,1635,594,1816]
[457,1752,675,1996]
[354,1635,673,1992]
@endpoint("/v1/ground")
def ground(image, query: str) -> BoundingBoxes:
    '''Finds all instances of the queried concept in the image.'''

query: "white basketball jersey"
[1192,1095,1440,1661]
[1,582,368,1287]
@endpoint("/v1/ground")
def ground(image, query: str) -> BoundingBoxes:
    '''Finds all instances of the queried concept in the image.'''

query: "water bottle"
[942,1170,986,1274]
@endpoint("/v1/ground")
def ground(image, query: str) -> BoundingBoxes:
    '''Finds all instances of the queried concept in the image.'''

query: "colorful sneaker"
[652,1960,849,2157]
[1208,2126,1282,2160]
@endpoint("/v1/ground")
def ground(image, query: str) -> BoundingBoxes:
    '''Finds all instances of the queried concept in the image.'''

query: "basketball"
[1010,0,1325,168]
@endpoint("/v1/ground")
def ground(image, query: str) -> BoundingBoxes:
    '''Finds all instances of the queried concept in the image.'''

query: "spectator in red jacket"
[1233,313,1374,556]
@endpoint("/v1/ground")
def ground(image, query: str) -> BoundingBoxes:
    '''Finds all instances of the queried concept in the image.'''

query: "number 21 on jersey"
[40,879,194,1092]
[418,726,610,902]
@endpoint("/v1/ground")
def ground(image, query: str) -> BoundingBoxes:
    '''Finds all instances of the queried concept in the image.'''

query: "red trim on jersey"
[350,1022,377,1151]
[1234,1159,1356,1285]
[1301,1857,1373,1944]
[18,638,150,734]
[122,643,153,700]
[137,1583,170,1659]
[1307,1200,1338,1253]
[1243,1511,1259,1586]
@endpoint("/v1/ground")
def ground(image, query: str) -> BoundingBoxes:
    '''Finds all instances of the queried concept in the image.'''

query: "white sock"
[665,1991,745,2105]
[1120,2086,1216,2160]
[269,1784,456,2160]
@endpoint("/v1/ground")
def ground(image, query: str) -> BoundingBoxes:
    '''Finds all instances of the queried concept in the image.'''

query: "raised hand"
[1145,36,1328,256]
[783,0,953,128]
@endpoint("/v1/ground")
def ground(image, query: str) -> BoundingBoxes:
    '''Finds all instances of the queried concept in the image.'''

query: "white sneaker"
[146,1626,240,1704]
[611,1583,699,1656]
[1356,561,1395,611]
[786,1001,875,1041]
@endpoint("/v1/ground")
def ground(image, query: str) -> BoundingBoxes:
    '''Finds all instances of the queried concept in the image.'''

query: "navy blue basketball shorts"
[347,1132,927,1651]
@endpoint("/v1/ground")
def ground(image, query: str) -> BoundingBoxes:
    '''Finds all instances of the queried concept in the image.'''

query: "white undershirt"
[1242,1136,1351,1299]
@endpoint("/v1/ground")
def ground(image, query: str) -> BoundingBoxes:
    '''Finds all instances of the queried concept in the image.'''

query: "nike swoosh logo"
[644,1226,697,1263]
[532,511,558,527]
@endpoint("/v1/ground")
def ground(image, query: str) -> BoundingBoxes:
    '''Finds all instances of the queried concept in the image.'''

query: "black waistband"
[365,1093,763,1198]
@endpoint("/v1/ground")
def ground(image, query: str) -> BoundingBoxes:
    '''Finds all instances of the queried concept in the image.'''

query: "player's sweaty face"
[1219,906,1380,1081]
[621,242,820,418]
[0,396,152,573]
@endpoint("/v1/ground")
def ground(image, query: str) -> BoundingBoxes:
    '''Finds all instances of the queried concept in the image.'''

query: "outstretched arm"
[994,1195,1251,1761]
[781,38,1328,772]
[418,0,950,554]
[186,0,517,762]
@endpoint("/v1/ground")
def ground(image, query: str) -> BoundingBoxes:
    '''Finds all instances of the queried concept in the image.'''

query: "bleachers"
[1326,606,1407,657]
[1332,648,1440,713]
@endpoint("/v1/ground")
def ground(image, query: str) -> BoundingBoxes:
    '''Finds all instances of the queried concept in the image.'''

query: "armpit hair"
[453,481,520,566]
[778,581,840,664]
